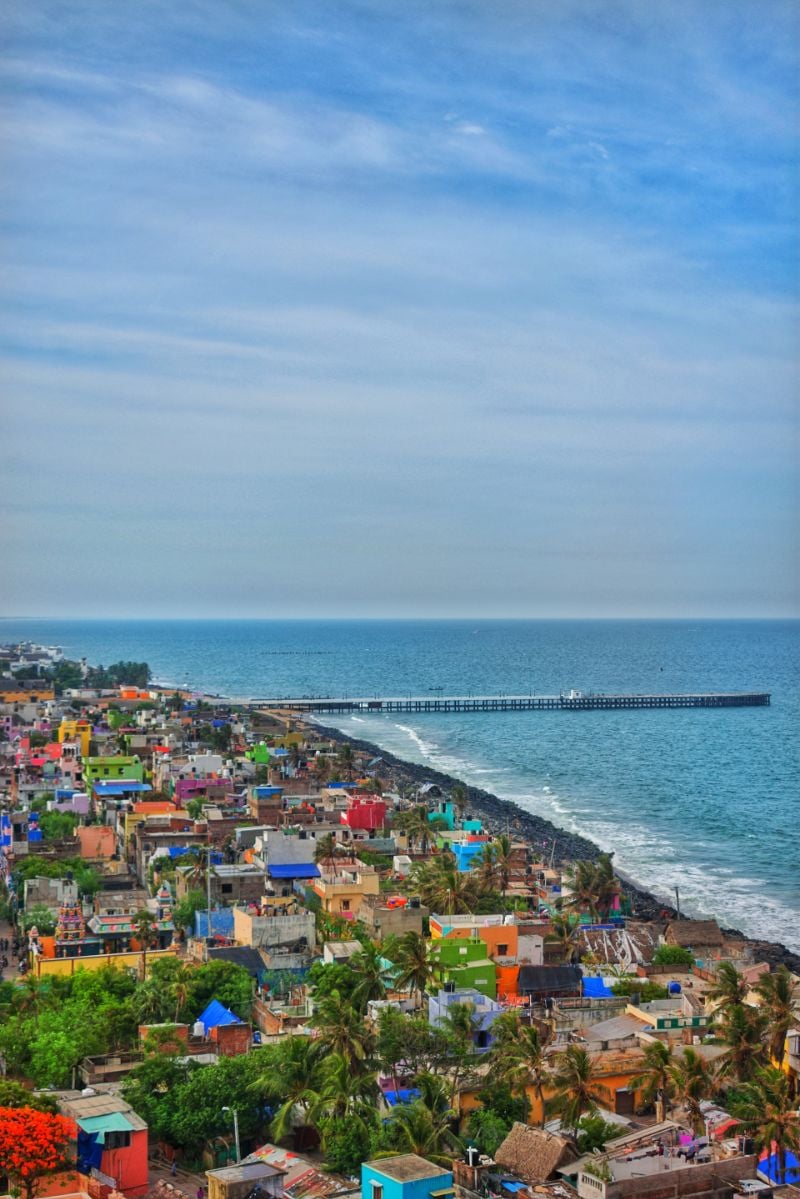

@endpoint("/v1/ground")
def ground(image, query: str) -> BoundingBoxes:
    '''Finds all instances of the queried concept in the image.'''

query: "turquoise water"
[2,618,798,950]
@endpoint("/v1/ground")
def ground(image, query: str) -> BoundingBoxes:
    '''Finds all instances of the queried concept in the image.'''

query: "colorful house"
[429,938,497,999]
[430,912,519,960]
[0,679,55,703]
[249,785,284,822]
[450,838,490,873]
[58,718,92,757]
[76,825,116,860]
[84,755,144,787]
[429,987,502,1051]
[310,858,380,918]
[341,795,387,831]
[62,1093,149,1196]
[362,1156,454,1199]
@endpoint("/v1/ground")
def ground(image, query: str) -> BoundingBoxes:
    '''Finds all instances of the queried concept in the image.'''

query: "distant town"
[0,641,798,1198]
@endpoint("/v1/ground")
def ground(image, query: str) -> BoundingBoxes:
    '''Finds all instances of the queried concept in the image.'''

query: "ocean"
[3,618,798,951]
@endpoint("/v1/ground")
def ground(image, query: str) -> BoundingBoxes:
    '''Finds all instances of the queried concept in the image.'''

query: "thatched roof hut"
[494,1123,578,1183]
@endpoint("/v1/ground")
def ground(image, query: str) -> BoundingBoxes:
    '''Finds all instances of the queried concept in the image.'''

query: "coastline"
[306,717,800,975]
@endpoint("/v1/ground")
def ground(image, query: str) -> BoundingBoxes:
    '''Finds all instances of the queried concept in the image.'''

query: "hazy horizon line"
[2,614,798,624]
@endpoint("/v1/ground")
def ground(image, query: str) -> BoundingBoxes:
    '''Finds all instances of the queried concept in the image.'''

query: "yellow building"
[0,682,55,703]
[58,718,92,757]
[458,1048,646,1125]
[311,859,380,918]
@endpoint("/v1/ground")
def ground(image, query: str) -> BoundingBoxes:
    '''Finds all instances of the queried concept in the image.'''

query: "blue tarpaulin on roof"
[194,908,235,938]
[199,998,241,1035]
[384,1088,421,1106]
[268,863,320,879]
[582,977,614,998]
[759,1148,800,1185]
[169,846,223,862]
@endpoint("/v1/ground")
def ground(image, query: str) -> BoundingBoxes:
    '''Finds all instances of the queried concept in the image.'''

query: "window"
[341,899,350,912]
[497,944,508,956]
[104,1130,131,1150]
[371,1184,383,1199]
[221,883,233,894]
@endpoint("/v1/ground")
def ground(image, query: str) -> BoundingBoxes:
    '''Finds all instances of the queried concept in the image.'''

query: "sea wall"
[311,721,800,974]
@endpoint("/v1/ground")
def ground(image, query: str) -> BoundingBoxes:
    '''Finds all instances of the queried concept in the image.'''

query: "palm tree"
[450,784,468,825]
[397,805,439,855]
[314,832,339,866]
[381,1098,464,1166]
[546,913,582,964]
[251,1037,323,1143]
[311,989,375,1068]
[547,1045,604,1134]
[314,754,332,785]
[133,908,157,979]
[183,846,217,920]
[131,978,170,1025]
[716,1003,767,1084]
[489,1012,551,1126]
[413,1070,454,1116]
[493,834,514,902]
[413,856,480,915]
[730,1066,800,1186]
[439,1001,480,1104]
[349,943,388,1013]
[564,855,618,923]
[170,964,195,1023]
[707,961,749,1014]
[629,1039,673,1119]
[14,974,44,1026]
[310,1050,379,1122]
[337,742,354,781]
[667,1047,715,1133]
[387,931,435,1004]
[756,966,799,1067]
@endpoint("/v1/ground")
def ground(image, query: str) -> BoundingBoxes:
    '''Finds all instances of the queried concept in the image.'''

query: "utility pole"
[222,1106,240,1163]
[206,851,212,953]
[674,886,681,920]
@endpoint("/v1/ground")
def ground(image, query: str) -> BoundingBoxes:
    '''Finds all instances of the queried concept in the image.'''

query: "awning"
[268,863,320,879]
[93,781,152,794]
[79,1112,133,1141]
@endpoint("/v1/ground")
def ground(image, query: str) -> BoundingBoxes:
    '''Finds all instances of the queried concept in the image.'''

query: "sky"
[2,0,799,618]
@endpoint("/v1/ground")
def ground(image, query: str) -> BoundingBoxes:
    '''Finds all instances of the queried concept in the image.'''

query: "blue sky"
[2,0,798,617]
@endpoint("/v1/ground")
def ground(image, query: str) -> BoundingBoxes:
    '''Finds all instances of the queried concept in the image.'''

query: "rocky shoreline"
[310,719,800,975]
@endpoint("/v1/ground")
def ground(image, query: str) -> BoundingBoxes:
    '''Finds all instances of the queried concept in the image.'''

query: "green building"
[429,937,497,999]
[84,755,144,787]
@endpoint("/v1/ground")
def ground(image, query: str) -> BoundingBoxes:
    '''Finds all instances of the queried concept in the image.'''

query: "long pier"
[255,691,770,715]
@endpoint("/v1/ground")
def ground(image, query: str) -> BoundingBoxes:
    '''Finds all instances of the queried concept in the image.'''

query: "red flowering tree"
[0,1106,74,1199]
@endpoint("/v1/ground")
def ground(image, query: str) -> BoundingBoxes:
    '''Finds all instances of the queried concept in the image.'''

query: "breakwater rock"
[312,720,800,973]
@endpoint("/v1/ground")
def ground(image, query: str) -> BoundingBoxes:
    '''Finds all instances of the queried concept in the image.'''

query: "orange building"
[77,825,116,860]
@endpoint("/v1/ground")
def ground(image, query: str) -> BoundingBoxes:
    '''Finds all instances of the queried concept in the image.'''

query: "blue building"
[362,1156,454,1199]
[428,987,503,1052]
[451,841,486,872]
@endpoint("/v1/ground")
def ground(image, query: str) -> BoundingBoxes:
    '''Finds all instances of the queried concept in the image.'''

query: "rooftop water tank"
[668,980,682,995]
[192,1019,205,1038]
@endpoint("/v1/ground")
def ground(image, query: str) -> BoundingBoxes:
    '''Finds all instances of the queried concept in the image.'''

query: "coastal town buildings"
[0,641,798,1199]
